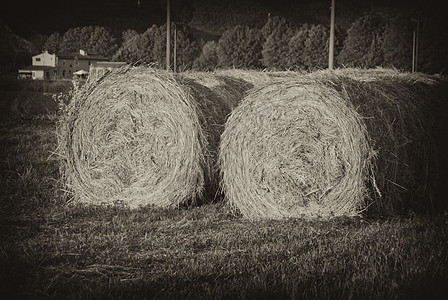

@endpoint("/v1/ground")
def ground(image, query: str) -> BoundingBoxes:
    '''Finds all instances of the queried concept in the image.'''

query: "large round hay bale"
[57,67,253,208]
[219,78,374,219]
[318,68,448,215]
[219,68,448,219]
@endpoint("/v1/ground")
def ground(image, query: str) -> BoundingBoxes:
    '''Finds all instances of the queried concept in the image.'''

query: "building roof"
[18,65,55,71]
[56,52,109,61]
[91,61,128,68]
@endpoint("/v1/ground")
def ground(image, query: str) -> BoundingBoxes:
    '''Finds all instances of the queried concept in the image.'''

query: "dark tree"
[112,27,157,64]
[43,32,61,53]
[382,15,413,71]
[193,41,219,71]
[46,26,117,57]
[302,24,330,70]
[337,12,386,68]
[286,24,311,70]
[173,28,201,71]
[262,16,296,70]
[113,24,199,70]
[217,25,263,69]
[417,15,448,74]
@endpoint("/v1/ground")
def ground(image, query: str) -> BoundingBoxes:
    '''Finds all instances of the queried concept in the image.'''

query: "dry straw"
[219,77,374,219]
[57,66,254,208]
[316,68,447,215]
[219,68,447,219]
[176,71,253,200]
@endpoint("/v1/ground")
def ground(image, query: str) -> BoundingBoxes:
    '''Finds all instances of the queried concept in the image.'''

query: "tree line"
[43,12,447,74]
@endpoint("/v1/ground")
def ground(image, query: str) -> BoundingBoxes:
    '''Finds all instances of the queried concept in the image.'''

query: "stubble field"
[0,81,447,299]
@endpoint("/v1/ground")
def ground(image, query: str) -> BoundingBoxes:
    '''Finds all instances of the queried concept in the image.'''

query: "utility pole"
[411,14,420,73]
[328,0,335,70]
[173,24,177,73]
[415,15,420,72]
[412,31,416,72]
[166,0,171,71]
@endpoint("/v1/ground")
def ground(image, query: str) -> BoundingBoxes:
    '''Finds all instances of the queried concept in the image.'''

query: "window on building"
[46,72,49,79]
[35,58,41,62]
[63,61,66,65]
[70,64,72,68]
[62,70,66,78]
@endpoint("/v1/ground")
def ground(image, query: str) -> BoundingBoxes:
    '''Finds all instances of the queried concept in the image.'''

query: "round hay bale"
[219,67,448,219]
[57,67,207,208]
[57,67,254,208]
[219,78,374,219]
[316,68,448,215]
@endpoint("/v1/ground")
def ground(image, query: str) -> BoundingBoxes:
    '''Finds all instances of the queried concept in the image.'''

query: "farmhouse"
[18,49,109,80]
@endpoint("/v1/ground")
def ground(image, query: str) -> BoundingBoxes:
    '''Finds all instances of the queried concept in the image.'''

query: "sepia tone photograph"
[1,0,447,298]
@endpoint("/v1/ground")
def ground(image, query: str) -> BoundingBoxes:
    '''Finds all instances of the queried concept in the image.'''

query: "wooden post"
[415,16,419,72]
[166,0,171,71]
[328,0,335,70]
[174,25,177,73]
[411,15,420,73]
[412,30,416,72]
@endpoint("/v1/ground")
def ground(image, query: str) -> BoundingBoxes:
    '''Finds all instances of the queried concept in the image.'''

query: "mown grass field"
[0,83,447,299]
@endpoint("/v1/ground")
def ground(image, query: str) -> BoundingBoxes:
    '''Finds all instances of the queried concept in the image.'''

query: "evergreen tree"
[122,29,139,43]
[113,24,199,70]
[286,24,311,70]
[415,15,448,74]
[48,26,117,57]
[302,24,329,70]
[261,14,280,39]
[193,41,219,71]
[112,30,144,63]
[59,27,83,53]
[382,15,413,71]
[112,25,161,65]
[337,13,386,68]
[84,26,118,57]
[173,29,200,71]
[333,25,347,67]
[43,32,61,53]
[261,16,296,69]
[217,25,263,69]
[151,24,167,68]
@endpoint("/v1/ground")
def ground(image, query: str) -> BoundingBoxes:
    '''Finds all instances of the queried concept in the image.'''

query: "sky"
[1,0,445,38]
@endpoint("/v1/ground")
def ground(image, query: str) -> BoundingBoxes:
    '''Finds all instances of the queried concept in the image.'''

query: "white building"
[18,50,110,80]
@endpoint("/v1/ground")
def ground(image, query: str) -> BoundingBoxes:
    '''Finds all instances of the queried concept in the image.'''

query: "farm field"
[0,84,447,299]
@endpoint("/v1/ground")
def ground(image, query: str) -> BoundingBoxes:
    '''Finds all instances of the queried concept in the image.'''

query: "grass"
[0,86,447,299]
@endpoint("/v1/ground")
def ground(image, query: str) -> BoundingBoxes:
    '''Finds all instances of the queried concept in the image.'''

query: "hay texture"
[176,72,253,200]
[219,78,373,219]
[219,68,447,219]
[215,69,302,86]
[57,67,253,208]
[318,68,447,215]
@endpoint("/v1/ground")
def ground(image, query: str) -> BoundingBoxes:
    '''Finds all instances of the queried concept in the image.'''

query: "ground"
[0,82,447,299]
